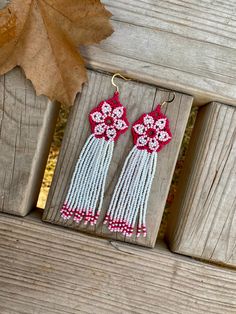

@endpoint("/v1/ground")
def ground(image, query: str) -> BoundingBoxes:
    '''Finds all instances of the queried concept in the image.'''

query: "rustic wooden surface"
[0,0,8,9]
[1,210,236,314]
[1,0,236,106]
[79,0,236,106]
[43,70,193,248]
[167,102,236,266]
[0,67,59,216]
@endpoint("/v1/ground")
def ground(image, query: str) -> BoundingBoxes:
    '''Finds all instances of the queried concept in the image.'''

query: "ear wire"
[111,73,131,93]
[161,92,176,107]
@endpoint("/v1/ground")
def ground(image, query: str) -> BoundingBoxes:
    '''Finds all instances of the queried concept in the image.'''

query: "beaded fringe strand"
[61,134,114,225]
[104,147,157,237]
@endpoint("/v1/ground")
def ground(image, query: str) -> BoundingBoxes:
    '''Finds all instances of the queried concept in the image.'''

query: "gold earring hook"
[111,73,131,93]
[161,92,176,107]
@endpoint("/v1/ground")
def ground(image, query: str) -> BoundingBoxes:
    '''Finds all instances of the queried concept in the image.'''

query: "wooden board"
[1,210,236,314]
[0,67,59,216]
[1,0,236,106]
[0,0,8,9]
[78,0,236,106]
[43,70,192,248]
[167,102,236,266]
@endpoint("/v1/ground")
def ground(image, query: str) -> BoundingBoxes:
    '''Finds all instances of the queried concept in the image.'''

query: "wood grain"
[0,0,8,9]
[167,102,236,266]
[1,210,236,314]
[43,70,192,248]
[0,67,59,216]
[78,0,236,106]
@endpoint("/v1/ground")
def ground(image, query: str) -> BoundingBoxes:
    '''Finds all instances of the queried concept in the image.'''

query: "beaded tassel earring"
[60,74,130,225]
[104,94,175,237]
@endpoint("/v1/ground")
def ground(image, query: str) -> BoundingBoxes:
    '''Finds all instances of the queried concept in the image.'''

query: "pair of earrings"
[60,73,173,238]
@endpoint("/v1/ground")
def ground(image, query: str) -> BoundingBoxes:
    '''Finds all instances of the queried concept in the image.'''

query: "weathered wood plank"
[0,0,8,9]
[78,0,236,106]
[1,0,236,105]
[43,70,192,248]
[0,67,59,216]
[167,102,236,266]
[1,210,236,314]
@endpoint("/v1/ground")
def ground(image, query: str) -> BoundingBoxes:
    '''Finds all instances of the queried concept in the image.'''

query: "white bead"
[90,111,104,123]
[155,118,167,130]
[157,131,171,142]
[148,138,159,151]
[143,114,154,127]
[107,146,157,237]
[62,135,114,226]
[114,119,127,130]
[133,124,145,135]
[112,106,124,118]
[101,102,112,115]
[136,135,148,146]
[94,123,106,135]
[106,126,117,139]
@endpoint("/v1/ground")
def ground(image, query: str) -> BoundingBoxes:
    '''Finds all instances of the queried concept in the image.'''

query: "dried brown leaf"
[0,0,113,106]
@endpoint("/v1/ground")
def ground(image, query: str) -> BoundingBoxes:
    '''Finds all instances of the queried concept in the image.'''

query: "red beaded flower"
[89,92,129,141]
[132,105,172,153]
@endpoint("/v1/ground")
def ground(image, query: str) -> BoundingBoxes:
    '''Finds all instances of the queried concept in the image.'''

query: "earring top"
[111,73,131,93]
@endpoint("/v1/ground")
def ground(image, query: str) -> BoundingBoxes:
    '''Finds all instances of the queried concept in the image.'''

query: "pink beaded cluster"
[89,92,129,142]
[61,204,99,225]
[137,225,147,238]
[104,214,147,237]
[132,105,172,153]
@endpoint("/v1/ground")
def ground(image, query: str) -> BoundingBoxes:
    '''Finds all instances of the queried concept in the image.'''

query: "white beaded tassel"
[61,134,114,225]
[104,146,157,237]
